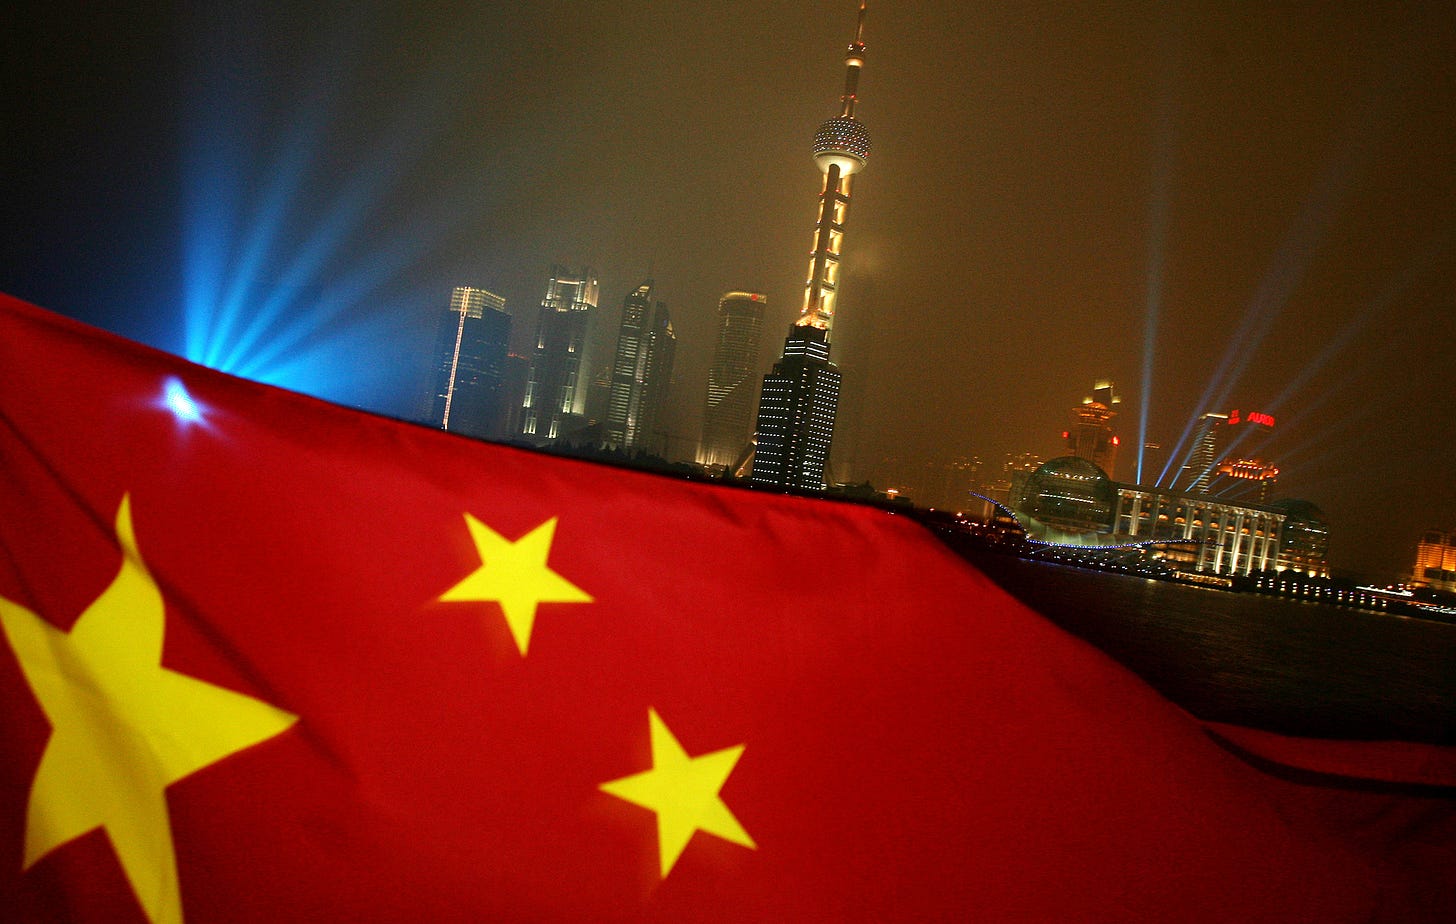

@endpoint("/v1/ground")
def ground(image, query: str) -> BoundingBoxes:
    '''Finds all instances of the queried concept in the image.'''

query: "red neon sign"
[1228,409,1275,428]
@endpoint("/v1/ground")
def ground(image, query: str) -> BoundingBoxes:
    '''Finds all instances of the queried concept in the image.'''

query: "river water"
[962,552,1456,745]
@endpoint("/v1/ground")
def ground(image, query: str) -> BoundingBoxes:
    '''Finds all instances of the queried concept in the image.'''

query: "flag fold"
[1,293,1453,922]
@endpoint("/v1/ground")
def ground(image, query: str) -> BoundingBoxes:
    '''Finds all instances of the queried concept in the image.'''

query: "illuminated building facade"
[1111,485,1285,575]
[429,286,510,440]
[521,266,599,443]
[1013,456,1327,577]
[1216,457,1280,503]
[1065,379,1121,479]
[1412,528,1456,591]
[750,326,841,491]
[753,1,872,490]
[699,291,767,469]
[605,281,675,452]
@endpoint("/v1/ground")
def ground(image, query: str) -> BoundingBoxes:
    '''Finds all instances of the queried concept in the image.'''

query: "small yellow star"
[600,709,755,878]
[439,514,592,656]
[0,495,298,924]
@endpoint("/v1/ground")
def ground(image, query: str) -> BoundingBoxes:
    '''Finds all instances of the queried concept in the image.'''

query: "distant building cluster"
[412,5,1431,584]
[422,3,876,493]
[425,272,677,457]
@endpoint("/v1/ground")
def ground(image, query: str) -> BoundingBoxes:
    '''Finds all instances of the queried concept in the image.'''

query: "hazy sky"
[4,1,1453,577]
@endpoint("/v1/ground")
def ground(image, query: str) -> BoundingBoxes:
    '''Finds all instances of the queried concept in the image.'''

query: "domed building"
[1013,456,1118,540]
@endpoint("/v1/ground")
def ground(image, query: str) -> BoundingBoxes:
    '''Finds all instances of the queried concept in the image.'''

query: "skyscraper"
[751,326,842,490]
[520,265,599,443]
[1181,412,1229,493]
[752,1,872,491]
[428,286,510,440]
[1065,379,1120,479]
[1181,408,1276,496]
[638,301,677,457]
[605,280,675,453]
[699,291,767,469]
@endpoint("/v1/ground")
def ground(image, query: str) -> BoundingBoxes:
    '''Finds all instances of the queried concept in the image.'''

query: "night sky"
[4,1,1453,578]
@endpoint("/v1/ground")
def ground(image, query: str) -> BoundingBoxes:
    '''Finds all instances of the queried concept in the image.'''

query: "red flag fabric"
[1,291,1453,922]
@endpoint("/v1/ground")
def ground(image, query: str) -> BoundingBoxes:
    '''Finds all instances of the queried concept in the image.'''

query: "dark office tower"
[1065,379,1121,479]
[429,286,510,440]
[1181,412,1228,493]
[604,283,649,449]
[753,1,872,491]
[605,281,675,452]
[750,326,842,491]
[520,265,599,443]
[638,301,677,457]
[1181,407,1276,495]
[499,353,530,439]
[699,291,767,469]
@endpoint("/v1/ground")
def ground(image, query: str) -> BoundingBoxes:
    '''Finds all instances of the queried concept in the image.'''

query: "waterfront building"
[1014,456,1321,577]
[753,0,873,491]
[1065,379,1121,479]
[1412,528,1456,591]
[428,286,510,440]
[520,266,599,443]
[604,281,675,452]
[699,291,767,469]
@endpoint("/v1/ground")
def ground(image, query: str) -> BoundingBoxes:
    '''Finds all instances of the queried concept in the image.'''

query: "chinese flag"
[1,291,1454,923]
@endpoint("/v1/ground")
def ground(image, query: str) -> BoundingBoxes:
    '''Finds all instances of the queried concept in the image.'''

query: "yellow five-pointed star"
[600,709,756,878]
[0,495,298,924]
[439,514,592,656]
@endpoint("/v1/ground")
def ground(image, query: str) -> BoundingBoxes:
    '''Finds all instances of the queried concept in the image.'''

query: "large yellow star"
[0,495,298,924]
[600,709,755,878]
[439,514,592,656]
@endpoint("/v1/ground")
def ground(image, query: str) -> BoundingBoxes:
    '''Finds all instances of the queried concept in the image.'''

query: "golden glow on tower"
[798,2,871,333]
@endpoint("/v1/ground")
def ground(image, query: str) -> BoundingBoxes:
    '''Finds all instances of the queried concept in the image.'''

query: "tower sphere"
[812,116,871,175]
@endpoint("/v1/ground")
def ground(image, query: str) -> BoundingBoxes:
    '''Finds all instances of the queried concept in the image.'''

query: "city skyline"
[4,1,1453,576]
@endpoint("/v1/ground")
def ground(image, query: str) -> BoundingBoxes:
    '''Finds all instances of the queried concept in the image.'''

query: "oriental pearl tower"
[801,0,871,332]
[751,1,872,492]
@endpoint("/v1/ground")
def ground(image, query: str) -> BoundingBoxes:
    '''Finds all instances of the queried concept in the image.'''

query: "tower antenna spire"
[802,1,871,332]
[751,1,877,493]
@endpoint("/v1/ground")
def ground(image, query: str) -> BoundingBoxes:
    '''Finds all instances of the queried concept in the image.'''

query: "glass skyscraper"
[698,291,767,469]
[429,286,510,440]
[520,266,598,443]
[605,280,675,454]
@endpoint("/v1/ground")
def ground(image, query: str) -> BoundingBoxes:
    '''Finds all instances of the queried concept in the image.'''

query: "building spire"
[801,2,872,332]
[842,1,868,117]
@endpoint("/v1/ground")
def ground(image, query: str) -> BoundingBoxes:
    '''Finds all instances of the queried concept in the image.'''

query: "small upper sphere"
[812,117,871,175]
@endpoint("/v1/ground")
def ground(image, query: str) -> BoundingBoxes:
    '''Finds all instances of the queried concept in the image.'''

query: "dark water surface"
[965,552,1456,745]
